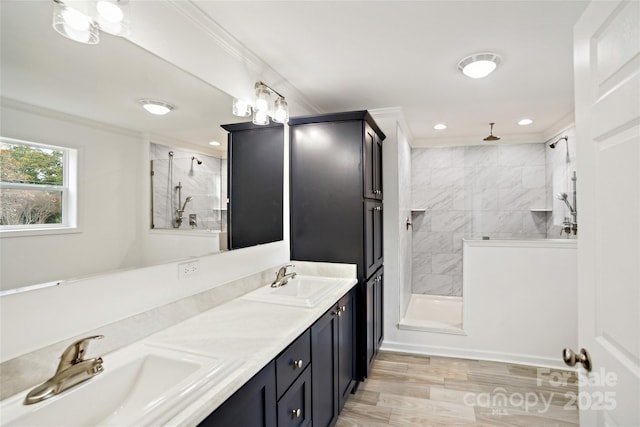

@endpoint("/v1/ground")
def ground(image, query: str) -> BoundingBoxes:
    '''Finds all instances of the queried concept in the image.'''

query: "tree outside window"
[1,139,68,227]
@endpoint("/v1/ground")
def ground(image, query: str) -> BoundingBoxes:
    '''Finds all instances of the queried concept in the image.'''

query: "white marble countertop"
[142,275,358,426]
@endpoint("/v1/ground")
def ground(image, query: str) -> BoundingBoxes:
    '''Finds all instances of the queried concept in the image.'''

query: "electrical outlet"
[178,260,200,279]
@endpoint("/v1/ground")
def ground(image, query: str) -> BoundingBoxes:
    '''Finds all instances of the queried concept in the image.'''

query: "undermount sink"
[242,275,354,307]
[1,343,234,427]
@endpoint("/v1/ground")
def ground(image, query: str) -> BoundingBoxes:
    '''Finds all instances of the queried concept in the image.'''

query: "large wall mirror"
[0,1,284,291]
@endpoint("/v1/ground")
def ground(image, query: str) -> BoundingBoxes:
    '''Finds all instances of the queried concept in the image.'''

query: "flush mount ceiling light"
[138,99,174,116]
[518,118,534,126]
[433,123,447,130]
[52,0,130,45]
[232,81,290,125]
[457,52,502,79]
[483,122,501,141]
[208,140,221,146]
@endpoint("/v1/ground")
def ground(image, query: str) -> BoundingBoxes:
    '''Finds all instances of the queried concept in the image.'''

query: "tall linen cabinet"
[289,111,385,383]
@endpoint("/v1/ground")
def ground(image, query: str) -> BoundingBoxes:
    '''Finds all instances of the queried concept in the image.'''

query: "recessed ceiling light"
[138,99,174,115]
[433,123,447,130]
[208,140,221,146]
[518,118,533,126]
[457,52,502,79]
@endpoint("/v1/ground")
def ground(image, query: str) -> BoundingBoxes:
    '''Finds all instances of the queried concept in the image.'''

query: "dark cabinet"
[221,122,284,250]
[365,268,384,374]
[364,124,383,201]
[311,290,355,427]
[199,361,276,427]
[277,366,311,427]
[289,111,385,381]
[364,200,384,279]
[337,291,355,411]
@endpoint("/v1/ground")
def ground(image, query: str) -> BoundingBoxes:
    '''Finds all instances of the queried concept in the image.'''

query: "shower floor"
[399,294,463,334]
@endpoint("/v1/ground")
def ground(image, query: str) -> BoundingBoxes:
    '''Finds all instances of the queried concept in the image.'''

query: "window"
[0,137,77,234]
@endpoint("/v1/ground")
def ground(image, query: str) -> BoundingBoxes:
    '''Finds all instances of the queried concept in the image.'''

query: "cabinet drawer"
[277,366,312,427]
[276,330,311,398]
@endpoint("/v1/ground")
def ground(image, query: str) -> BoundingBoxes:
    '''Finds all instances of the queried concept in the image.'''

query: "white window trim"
[1,137,78,236]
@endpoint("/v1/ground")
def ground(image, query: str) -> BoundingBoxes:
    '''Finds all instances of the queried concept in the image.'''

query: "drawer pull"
[293,359,303,369]
[291,408,302,418]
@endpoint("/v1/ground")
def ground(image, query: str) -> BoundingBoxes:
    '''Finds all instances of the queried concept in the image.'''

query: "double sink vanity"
[1,270,357,426]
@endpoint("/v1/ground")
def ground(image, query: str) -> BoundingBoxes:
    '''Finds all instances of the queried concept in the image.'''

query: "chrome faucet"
[271,264,297,288]
[24,335,104,405]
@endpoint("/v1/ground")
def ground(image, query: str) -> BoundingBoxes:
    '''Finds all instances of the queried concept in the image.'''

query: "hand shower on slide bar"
[557,171,577,235]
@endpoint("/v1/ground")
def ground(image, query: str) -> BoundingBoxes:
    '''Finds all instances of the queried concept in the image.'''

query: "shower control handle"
[562,347,592,372]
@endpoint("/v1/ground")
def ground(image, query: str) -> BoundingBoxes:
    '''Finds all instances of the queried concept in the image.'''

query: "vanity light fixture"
[138,99,174,116]
[457,52,501,79]
[51,0,130,45]
[518,118,533,126]
[232,81,290,125]
[433,123,447,130]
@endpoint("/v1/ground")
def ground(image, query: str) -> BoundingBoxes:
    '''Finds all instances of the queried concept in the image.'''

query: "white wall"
[1,102,145,289]
[383,239,578,369]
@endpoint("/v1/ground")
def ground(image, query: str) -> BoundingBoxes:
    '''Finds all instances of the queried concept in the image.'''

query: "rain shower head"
[483,122,501,141]
[549,136,568,149]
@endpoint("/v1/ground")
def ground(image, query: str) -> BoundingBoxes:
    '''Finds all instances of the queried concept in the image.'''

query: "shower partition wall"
[150,143,226,232]
[411,143,548,297]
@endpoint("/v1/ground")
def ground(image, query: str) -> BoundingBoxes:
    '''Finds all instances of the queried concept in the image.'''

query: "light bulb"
[232,98,251,117]
[97,1,124,23]
[53,3,99,44]
[273,98,289,124]
[253,107,269,125]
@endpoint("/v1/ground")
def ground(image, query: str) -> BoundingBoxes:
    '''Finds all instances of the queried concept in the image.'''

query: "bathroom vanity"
[1,272,357,427]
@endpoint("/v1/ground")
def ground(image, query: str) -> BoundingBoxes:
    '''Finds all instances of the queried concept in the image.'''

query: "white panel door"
[574,1,640,426]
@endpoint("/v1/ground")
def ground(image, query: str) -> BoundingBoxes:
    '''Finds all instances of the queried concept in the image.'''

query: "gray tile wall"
[411,143,548,296]
[150,143,225,231]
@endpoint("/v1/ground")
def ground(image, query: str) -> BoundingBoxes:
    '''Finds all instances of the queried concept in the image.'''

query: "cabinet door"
[374,268,384,351]
[365,275,376,374]
[199,361,276,427]
[225,124,284,249]
[364,200,384,279]
[364,125,383,200]
[373,133,383,200]
[337,290,355,411]
[277,366,312,427]
[311,306,339,427]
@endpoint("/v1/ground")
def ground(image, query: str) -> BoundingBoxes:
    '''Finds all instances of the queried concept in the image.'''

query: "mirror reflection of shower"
[150,143,226,231]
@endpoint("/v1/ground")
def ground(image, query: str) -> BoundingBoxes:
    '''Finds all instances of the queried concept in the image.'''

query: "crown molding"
[166,0,322,116]
[369,107,415,143]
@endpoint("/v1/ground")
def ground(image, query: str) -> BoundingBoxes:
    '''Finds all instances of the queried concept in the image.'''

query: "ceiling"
[193,0,589,146]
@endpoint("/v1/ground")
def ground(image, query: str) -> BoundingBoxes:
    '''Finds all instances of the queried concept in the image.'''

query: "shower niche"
[150,142,226,232]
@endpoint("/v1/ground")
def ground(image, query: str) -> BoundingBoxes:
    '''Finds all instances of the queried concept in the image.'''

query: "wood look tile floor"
[337,352,579,427]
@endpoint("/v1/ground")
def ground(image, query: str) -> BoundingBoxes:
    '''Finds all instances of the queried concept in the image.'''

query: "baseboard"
[380,340,575,371]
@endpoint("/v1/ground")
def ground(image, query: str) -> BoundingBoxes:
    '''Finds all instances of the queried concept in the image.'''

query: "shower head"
[557,192,575,214]
[181,196,192,211]
[191,156,203,165]
[549,136,568,149]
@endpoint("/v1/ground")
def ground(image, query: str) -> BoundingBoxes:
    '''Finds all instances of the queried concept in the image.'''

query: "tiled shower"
[150,143,227,232]
[410,130,577,297]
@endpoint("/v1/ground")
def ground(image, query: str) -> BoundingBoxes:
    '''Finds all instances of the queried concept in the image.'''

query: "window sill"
[0,226,81,238]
